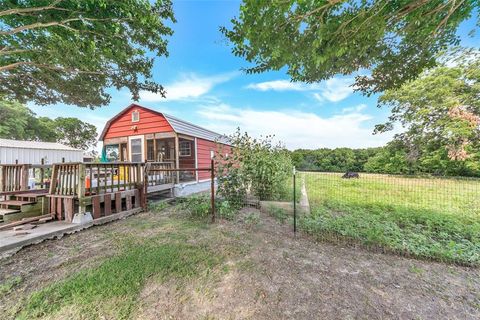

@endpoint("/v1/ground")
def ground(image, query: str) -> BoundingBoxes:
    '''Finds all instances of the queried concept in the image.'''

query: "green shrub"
[216,129,293,203]
[178,195,211,219]
[217,200,236,220]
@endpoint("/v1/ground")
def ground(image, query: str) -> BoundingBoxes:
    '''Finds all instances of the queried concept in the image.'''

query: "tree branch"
[0,17,131,36]
[0,0,67,17]
[0,61,108,75]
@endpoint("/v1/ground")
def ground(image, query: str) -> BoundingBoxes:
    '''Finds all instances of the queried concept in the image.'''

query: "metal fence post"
[293,166,297,234]
[211,159,215,223]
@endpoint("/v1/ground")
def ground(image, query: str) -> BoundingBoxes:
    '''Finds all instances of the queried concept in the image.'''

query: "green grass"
[0,276,22,295]
[301,172,480,266]
[16,219,223,320]
[277,174,301,202]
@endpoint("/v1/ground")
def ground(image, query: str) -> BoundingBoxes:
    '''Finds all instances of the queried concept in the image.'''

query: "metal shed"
[0,138,83,165]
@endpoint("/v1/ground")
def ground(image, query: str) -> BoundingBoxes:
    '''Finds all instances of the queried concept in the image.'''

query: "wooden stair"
[0,191,47,224]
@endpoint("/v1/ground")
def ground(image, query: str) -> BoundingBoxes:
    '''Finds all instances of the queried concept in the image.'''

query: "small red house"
[99,104,230,183]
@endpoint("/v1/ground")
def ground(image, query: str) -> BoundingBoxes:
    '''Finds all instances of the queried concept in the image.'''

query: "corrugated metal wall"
[0,147,83,164]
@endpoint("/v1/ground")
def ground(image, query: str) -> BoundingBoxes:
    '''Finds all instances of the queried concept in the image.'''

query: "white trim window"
[131,110,140,122]
[179,141,191,157]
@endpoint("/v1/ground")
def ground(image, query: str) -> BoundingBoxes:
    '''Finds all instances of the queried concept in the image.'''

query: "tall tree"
[0,0,175,108]
[0,99,55,140]
[222,0,478,94]
[374,49,480,175]
[53,117,97,150]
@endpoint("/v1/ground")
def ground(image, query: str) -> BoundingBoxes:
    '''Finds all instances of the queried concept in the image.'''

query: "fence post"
[211,159,215,223]
[293,166,297,234]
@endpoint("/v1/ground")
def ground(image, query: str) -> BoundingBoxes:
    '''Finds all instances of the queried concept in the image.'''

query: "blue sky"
[29,1,479,151]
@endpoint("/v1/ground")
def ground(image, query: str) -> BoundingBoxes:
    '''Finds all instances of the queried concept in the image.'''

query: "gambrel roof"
[99,104,230,144]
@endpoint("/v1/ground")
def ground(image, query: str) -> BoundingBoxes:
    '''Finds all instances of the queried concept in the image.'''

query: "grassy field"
[301,172,480,266]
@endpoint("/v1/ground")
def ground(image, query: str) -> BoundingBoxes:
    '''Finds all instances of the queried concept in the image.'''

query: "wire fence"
[300,171,480,218]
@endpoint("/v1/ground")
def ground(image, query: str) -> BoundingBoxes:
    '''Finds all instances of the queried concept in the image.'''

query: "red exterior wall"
[103,105,173,139]
[197,138,231,180]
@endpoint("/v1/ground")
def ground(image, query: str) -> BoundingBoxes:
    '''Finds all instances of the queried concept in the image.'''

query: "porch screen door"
[130,138,143,162]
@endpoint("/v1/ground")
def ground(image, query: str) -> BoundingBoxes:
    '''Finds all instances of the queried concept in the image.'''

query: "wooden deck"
[0,161,214,231]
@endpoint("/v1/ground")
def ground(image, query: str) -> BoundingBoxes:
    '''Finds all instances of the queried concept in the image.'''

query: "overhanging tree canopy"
[222,0,478,94]
[0,0,175,108]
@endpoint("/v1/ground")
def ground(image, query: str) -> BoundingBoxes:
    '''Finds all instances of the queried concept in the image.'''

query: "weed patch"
[0,276,22,296]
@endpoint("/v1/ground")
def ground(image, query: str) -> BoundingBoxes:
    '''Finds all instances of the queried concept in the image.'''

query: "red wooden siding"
[104,106,173,139]
[197,138,231,180]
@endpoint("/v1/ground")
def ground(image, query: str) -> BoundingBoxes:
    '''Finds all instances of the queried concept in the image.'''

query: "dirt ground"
[1,206,479,319]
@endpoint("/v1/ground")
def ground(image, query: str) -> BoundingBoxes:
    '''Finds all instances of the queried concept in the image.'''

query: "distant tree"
[375,49,480,176]
[0,0,175,108]
[0,100,55,140]
[290,147,382,172]
[0,100,98,151]
[53,117,97,151]
[223,1,478,94]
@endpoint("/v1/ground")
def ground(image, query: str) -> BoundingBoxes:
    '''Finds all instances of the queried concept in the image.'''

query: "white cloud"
[140,72,237,102]
[246,80,319,91]
[197,103,395,149]
[319,78,355,102]
[341,104,367,113]
[247,77,355,102]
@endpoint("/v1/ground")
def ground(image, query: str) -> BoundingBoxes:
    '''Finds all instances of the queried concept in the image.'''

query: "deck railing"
[1,163,52,194]
[2,160,216,223]
[144,162,175,187]
[49,163,81,196]
[49,162,144,196]
[0,164,29,192]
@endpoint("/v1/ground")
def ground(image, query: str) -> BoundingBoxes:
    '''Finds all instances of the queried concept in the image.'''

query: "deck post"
[0,165,4,193]
[77,163,86,215]
[21,164,29,191]
[138,163,147,210]
[175,134,180,183]
[40,158,45,189]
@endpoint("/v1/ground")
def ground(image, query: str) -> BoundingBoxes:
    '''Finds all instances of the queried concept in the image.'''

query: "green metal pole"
[293,167,296,234]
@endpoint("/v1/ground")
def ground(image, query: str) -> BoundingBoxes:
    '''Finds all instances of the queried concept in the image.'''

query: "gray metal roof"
[163,113,230,144]
[0,138,81,151]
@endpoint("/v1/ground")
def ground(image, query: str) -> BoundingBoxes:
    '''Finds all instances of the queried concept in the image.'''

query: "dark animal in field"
[342,172,360,179]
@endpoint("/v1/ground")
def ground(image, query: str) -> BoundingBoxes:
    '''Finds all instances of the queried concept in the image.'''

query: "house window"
[132,110,140,122]
[130,138,142,162]
[179,141,191,157]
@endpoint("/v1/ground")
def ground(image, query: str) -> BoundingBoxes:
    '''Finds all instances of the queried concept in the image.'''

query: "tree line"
[0,100,98,152]
[291,142,480,177]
